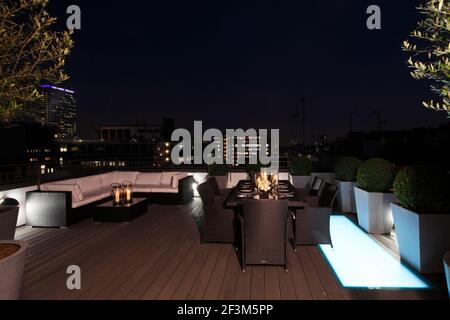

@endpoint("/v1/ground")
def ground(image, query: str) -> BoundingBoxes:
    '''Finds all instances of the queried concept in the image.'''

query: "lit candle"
[125,189,132,202]
[114,189,121,204]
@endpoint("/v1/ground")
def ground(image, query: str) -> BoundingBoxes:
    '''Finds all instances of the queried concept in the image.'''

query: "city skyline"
[45,0,448,143]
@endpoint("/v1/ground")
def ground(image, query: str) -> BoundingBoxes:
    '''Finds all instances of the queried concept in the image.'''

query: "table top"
[225,180,306,209]
[97,198,147,209]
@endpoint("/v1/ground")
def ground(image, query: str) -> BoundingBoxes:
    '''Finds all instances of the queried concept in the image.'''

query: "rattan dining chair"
[239,199,290,272]
[297,176,324,206]
[198,182,236,244]
[207,176,232,198]
[291,183,339,249]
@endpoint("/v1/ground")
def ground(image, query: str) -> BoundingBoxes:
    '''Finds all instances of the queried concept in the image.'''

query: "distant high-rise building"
[39,85,77,139]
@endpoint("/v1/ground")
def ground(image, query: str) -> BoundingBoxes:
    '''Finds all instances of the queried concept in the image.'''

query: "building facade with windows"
[39,85,77,139]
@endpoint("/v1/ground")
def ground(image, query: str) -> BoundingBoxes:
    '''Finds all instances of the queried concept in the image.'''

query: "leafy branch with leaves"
[403,0,450,116]
[0,0,74,124]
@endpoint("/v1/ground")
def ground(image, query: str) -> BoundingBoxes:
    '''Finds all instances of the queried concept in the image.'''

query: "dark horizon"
[47,0,448,143]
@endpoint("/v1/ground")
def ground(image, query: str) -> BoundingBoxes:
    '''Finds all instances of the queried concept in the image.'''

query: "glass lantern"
[122,181,133,204]
[111,183,123,206]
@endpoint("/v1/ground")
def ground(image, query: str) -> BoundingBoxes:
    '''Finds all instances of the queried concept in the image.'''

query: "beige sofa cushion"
[136,173,162,186]
[161,172,176,186]
[77,176,103,197]
[117,171,139,185]
[99,172,118,189]
[72,194,103,209]
[150,186,179,194]
[46,184,84,203]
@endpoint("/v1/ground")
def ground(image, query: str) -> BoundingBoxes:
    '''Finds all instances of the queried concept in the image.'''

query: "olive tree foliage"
[403,0,450,116]
[0,0,74,124]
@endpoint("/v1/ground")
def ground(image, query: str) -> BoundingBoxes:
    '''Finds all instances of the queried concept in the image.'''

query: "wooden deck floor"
[16,199,447,300]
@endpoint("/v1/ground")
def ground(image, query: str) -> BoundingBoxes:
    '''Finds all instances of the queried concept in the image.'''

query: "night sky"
[47,0,447,143]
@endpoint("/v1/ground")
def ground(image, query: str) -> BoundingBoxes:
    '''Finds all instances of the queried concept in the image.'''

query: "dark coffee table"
[93,198,148,222]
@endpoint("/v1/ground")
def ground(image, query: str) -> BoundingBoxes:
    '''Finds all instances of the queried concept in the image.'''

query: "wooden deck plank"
[250,266,265,300]
[203,245,233,300]
[286,248,312,300]
[265,267,281,300]
[218,248,241,300]
[156,242,203,300]
[305,247,345,300]
[234,267,252,300]
[187,245,221,300]
[115,220,194,300]
[297,248,328,300]
[140,232,199,300]
[16,200,447,301]
[76,212,178,300]
[277,267,296,300]
[171,245,211,300]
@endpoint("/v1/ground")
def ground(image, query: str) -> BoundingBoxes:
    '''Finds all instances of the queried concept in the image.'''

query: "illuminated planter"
[445,252,450,298]
[392,204,450,274]
[0,241,27,300]
[336,180,357,213]
[354,187,395,235]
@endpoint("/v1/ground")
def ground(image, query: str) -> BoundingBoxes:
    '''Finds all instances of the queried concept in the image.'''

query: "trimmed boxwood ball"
[290,156,313,176]
[207,164,229,176]
[357,158,395,192]
[335,157,362,182]
[393,166,450,214]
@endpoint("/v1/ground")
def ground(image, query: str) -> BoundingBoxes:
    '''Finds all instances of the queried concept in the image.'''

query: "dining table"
[224,180,306,209]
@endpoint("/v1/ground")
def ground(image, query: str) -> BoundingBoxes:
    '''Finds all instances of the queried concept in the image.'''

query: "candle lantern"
[111,183,123,206]
[271,173,279,188]
[122,181,133,204]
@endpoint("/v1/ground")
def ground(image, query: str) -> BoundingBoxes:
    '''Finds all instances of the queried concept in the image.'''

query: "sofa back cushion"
[77,176,103,196]
[136,172,162,186]
[100,172,118,189]
[161,172,176,186]
[46,184,84,203]
[116,171,139,185]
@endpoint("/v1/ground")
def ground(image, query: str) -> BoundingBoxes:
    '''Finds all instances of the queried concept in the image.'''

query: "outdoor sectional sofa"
[26,171,195,228]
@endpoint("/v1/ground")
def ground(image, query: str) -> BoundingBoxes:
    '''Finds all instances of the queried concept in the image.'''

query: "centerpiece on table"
[255,171,279,199]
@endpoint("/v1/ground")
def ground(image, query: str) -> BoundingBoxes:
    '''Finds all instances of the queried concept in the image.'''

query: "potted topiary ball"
[0,241,27,300]
[207,163,230,190]
[354,158,396,234]
[290,156,313,189]
[392,166,450,274]
[334,157,362,213]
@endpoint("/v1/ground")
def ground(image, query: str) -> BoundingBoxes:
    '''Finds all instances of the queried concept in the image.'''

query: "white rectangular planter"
[291,175,311,189]
[354,187,395,234]
[336,180,356,213]
[0,241,27,300]
[392,204,450,274]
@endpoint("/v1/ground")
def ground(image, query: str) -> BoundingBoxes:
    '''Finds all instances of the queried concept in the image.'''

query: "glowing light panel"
[319,216,429,289]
